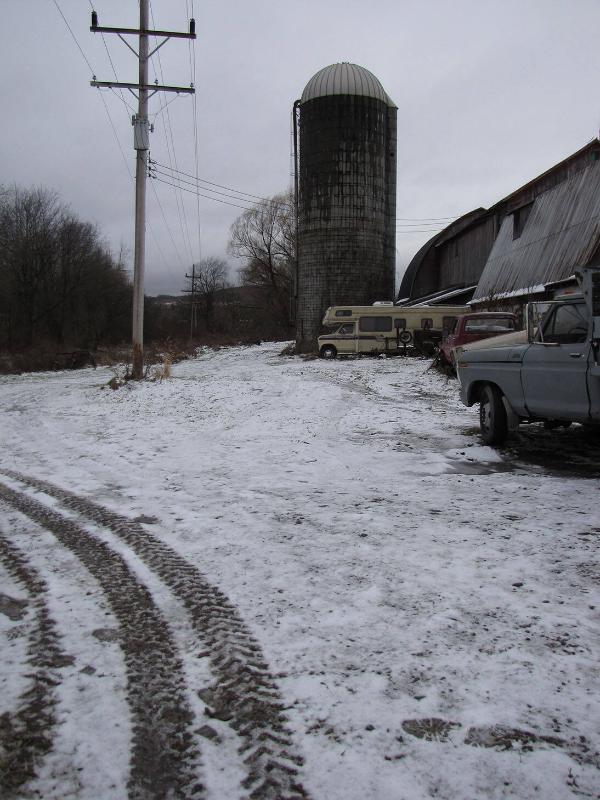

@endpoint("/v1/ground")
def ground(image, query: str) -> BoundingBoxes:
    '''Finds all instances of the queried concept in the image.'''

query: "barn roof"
[472,158,600,302]
[397,208,488,299]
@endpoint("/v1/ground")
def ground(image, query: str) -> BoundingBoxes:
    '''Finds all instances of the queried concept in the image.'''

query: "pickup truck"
[440,312,519,367]
[456,267,600,445]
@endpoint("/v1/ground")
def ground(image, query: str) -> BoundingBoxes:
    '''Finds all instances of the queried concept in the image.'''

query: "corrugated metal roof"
[397,208,487,299]
[301,62,395,107]
[472,160,600,302]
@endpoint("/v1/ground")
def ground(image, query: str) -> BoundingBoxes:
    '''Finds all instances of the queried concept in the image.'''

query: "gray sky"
[2,0,599,295]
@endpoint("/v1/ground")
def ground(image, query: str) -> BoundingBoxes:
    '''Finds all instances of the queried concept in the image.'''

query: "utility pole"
[90,4,196,379]
[184,264,196,344]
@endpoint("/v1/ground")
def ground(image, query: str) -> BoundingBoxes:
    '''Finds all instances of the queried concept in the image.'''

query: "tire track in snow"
[2,470,310,800]
[0,530,65,798]
[0,482,204,800]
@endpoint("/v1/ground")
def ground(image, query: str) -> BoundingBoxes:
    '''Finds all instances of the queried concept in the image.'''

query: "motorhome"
[318,304,469,358]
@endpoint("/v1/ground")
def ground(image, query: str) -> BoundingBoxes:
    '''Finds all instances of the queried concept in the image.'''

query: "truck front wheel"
[320,345,337,359]
[479,383,508,445]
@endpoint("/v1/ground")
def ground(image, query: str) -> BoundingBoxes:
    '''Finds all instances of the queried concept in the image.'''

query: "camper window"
[421,318,433,330]
[335,309,352,317]
[394,318,406,329]
[359,316,392,332]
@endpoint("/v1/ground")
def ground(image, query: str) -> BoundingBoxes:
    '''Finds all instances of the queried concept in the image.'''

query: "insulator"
[91,10,98,28]
[189,18,196,35]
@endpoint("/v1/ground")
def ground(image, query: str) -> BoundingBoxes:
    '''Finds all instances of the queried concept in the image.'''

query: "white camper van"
[318,304,469,358]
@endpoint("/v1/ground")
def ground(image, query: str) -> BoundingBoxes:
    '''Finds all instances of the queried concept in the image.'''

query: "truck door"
[336,322,357,354]
[521,301,590,421]
[579,268,600,421]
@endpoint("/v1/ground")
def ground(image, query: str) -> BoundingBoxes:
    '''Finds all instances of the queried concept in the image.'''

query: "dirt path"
[0,471,310,800]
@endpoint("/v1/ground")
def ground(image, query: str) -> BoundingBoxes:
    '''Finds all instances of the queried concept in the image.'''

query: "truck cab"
[440,312,518,367]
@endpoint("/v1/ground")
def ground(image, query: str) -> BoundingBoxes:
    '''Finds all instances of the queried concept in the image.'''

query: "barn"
[398,138,600,313]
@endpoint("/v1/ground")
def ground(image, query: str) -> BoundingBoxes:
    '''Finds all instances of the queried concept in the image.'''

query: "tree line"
[0,185,131,355]
[0,183,296,370]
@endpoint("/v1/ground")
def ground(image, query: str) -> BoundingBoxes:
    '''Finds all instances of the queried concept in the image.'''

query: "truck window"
[359,316,392,332]
[542,302,589,344]
[338,323,354,335]
[464,317,516,333]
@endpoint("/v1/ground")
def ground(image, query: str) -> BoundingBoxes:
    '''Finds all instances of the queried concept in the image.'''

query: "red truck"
[440,312,519,367]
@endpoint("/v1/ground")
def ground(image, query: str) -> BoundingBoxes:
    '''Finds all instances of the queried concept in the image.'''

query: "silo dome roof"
[301,62,395,107]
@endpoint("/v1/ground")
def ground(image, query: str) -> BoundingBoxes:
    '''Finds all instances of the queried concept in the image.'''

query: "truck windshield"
[542,302,588,344]
[464,317,515,333]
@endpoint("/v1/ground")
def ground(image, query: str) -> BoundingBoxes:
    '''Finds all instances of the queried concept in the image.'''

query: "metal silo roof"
[301,62,396,107]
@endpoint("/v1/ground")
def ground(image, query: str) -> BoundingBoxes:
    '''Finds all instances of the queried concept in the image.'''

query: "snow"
[1,343,599,799]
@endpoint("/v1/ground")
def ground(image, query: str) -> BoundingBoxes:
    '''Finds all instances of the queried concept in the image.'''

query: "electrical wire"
[52,0,132,180]
[53,0,189,285]
[88,0,134,119]
[149,0,195,266]
[396,216,459,222]
[98,90,133,179]
[149,183,186,269]
[53,0,95,76]
[188,0,202,265]
[150,174,262,211]
[150,161,462,226]
[149,160,289,206]
[149,164,278,209]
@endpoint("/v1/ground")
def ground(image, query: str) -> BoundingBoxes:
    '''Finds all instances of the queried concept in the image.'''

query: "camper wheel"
[320,345,337,359]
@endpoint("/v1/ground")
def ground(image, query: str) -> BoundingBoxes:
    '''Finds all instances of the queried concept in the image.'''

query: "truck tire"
[479,383,508,445]
[320,345,337,359]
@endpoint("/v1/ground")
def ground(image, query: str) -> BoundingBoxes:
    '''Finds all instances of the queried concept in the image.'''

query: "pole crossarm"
[91,80,195,94]
[90,26,196,40]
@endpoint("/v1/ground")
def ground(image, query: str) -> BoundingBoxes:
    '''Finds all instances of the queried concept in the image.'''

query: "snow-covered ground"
[1,343,599,799]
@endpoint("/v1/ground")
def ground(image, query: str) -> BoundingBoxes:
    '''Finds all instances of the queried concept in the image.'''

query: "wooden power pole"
[90,3,196,379]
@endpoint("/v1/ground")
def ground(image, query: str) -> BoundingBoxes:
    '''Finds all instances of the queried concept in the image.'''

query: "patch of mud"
[458,423,600,477]
[0,593,28,621]
[464,724,564,752]
[443,458,520,476]
[402,718,461,742]
[491,427,600,478]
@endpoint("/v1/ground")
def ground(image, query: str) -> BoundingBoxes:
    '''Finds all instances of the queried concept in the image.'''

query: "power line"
[150,174,260,211]
[188,0,202,265]
[149,0,195,266]
[52,0,95,76]
[98,90,133,179]
[149,164,274,208]
[396,216,459,222]
[149,159,288,206]
[149,179,187,268]
[55,0,191,311]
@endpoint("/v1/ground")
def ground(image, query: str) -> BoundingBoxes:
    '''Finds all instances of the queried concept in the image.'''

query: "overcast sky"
[2,0,599,295]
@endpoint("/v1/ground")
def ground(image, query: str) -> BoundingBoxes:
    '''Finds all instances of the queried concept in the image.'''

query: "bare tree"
[227,191,295,332]
[0,184,132,355]
[185,256,229,333]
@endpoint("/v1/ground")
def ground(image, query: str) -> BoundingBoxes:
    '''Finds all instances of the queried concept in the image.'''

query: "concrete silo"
[294,62,397,353]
